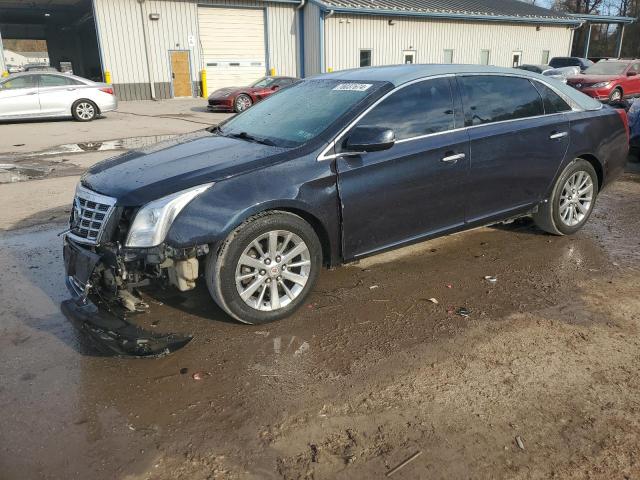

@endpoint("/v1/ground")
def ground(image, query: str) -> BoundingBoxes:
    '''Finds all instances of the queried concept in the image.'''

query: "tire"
[205,211,322,324]
[533,159,599,235]
[233,94,252,113]
[72,100,98,122]
[609,88,623,102]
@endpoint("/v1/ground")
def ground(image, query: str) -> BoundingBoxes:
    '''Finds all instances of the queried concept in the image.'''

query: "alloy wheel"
[559,170,594,227]
[235,95,251,112]
[235,230,311,311]
[76,102,95,120]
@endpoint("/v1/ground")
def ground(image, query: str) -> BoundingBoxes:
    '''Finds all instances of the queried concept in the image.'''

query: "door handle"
[441,153,466,164]
[66,87,76,91]
[26,91,37,95]
[549,131,568,140]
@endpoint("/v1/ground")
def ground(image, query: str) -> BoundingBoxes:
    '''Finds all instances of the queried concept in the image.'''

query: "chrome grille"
[67,185,117,245]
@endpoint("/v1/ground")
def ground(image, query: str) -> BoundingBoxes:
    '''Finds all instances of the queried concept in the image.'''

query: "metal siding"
[0,29,5,74]
[303,2,321,75]
[324,14,573,71]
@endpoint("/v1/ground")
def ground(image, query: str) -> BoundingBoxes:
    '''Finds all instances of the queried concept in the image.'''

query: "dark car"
[566,59,640,102]
[549,57,594,72]
[207,76,298,113]
[62,65,629,356]
[516,64,549,74]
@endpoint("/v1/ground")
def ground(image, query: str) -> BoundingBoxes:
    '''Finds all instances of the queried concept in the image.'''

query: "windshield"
[585,62,629,75]
[251,77,278,88]
[218,79,385,148]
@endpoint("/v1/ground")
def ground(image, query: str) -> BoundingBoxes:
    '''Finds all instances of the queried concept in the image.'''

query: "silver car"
[0,72,118,122]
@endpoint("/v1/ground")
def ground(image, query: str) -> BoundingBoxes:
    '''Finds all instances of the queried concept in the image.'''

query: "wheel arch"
[72,98,101,115]
[576,153,604,190]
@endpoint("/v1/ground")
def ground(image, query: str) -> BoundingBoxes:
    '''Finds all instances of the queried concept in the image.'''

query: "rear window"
[550,58,578,68]
[532,81,572,114]
[459,75,544,126]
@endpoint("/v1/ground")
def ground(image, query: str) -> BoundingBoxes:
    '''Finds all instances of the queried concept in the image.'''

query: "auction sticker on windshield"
[333,83,373,92]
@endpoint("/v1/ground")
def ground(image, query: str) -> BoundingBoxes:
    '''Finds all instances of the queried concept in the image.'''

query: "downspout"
[297,0,306,77]
[137,0,156,100]
[319,9,333,73]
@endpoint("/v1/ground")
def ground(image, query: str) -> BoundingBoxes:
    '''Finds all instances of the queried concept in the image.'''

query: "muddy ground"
[1,164,640,479]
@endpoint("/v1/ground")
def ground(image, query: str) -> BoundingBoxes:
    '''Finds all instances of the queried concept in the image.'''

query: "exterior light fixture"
[149,13,160,20]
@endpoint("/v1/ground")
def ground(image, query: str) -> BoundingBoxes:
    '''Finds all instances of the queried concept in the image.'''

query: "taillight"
[615,108,630,146]
[99,87,114,95]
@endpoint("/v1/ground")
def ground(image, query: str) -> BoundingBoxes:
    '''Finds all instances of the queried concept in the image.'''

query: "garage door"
[198,7,267,95]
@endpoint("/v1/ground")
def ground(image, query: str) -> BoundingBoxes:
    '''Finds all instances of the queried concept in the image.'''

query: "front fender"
[164,154,342,265]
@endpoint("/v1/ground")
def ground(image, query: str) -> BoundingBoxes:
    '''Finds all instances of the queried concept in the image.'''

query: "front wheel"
[533,159,598,235]
[205,211,322,324]
[234,94,252,113]
[608,88,623,102]
[72,100,98,121]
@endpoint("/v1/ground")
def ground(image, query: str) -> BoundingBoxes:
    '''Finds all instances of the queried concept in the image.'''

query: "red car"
[207,76,298,113]
[566,59,640,102]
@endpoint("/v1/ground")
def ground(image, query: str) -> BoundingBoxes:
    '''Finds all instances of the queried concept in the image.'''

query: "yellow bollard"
[201,69,207,98]
[327,67,333,73]
[269,67,276,77]
[1,71,9,78]
[104,70,112,84]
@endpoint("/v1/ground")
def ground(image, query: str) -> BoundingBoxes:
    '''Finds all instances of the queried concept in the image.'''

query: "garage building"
[1,0,587,101]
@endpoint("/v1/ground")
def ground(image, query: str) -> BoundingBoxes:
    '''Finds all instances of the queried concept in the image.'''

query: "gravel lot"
[1,103,640,479]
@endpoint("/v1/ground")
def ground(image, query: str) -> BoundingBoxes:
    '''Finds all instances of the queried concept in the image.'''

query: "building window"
[360,49,372,67]
[443,49,454,64]
[480,50,490,65]
[541,50,550,65]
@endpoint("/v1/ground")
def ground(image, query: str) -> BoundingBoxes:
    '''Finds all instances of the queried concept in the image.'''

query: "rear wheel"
[72,100,98,121]
[234,94,252,113]
[205,211,322,324]
[533,159,598,235]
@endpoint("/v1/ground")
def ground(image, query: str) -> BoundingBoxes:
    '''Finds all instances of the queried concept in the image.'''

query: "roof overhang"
[309,0,582,26]
[567,13,636,25]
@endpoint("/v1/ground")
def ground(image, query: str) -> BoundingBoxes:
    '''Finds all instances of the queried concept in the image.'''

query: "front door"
[458,75,570,223]
[37,74,84,115]
[170,51,192,97]
[336,77,469,259]
[0,75,40,118]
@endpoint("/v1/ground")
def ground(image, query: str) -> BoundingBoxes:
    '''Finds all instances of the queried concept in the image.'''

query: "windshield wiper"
[227,131,277,147]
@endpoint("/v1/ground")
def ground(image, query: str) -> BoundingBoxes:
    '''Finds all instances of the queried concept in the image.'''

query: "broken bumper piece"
[62,240,192,357]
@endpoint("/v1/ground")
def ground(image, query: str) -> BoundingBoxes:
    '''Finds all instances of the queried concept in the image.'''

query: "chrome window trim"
[317,72,585,162]
[66,184,118,246]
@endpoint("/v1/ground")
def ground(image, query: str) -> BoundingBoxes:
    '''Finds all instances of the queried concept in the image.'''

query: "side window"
[631,63,640,74]
[39,75,78,87]
[275,78,292,87]
[0,76,37,90]
[459,75,544,126]
[532,81,572,114]
[355,78,455,140]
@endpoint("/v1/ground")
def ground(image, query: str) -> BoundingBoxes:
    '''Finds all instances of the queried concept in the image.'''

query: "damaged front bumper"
[62,238,193,357]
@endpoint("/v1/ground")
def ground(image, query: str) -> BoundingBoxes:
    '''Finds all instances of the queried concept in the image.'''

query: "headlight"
[125,183,214,248]
[591,82,611,88]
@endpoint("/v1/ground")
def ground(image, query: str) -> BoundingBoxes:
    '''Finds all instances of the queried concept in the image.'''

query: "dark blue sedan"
[62,65,629,354]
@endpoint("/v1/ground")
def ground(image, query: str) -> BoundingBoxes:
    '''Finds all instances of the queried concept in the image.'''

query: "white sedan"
[0,72,118,122]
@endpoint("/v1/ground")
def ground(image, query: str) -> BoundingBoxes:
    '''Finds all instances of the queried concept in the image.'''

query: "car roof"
[1,71,93,84]
[312,64,603,111]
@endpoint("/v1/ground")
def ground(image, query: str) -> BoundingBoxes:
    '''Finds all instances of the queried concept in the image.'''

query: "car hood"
[567,74,620,84]
[81,130,289,205]
[208,87,242,98]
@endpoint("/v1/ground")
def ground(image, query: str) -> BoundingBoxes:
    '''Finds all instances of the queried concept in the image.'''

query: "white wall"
[324,13,573,72]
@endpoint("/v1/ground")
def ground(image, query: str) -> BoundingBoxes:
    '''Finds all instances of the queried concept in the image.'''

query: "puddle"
[0,134,182,161]
[0,164,51,183]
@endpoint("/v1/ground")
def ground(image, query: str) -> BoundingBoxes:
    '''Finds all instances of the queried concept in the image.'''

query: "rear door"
[0,75,40,118]
[458,75,570,223]
[336,77,469,259]
[38,74,86,115]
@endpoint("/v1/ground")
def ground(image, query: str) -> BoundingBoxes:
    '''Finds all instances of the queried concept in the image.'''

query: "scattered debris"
[369,285,379,290]
[427,298,439,304]
[386,451,422,477]
[294,341,310,356]
[515,436,525,450]
[455,307,471,317]
[192,371,210,380]
[254,330,270,337]
[180,367,189,375]
[310,444,319,463]
[484,275,497,283]
[446,284,453,289]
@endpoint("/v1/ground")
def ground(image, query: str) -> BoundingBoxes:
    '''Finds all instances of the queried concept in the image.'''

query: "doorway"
[170,51,192,98]
[402,50,416,64]
[512,51,522,68]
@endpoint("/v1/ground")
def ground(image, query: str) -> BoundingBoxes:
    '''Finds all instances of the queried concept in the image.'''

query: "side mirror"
[627,71,637,77]
[271,85,280,90]
[344,126,395,153]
